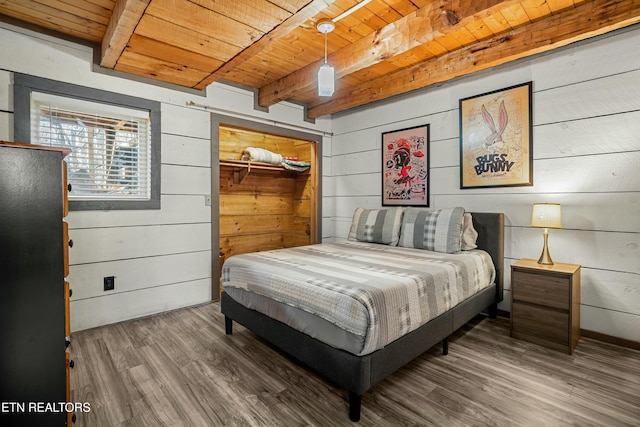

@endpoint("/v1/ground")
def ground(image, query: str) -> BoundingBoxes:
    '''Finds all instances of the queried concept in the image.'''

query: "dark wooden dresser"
[0,142,74,425]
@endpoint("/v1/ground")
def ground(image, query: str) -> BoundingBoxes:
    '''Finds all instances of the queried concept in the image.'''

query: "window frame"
[13,73,161,210]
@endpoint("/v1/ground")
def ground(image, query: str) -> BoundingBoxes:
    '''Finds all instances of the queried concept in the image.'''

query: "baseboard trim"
[493,310,639,351]
[581,329,640,351]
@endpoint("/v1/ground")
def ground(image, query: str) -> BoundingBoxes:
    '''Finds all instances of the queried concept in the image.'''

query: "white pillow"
[461,212,478,250]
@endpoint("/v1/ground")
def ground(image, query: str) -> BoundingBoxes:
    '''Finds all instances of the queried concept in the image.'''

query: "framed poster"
[382,124,429,206]
[459,81,533,188]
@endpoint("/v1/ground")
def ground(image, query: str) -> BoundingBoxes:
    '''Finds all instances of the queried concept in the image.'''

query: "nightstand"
[510,258,581,354]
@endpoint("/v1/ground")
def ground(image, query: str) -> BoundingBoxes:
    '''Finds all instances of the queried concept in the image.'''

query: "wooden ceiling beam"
[193,0,336,90]
[101,0,150,68]
[306,0,640,118]
[257,0,523,107]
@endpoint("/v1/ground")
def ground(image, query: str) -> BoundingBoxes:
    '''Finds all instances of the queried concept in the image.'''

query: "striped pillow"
[398,207,465,253]
[348,207,404,246]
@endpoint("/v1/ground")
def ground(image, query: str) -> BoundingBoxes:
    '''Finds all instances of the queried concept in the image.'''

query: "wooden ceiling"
[1,1,639,119]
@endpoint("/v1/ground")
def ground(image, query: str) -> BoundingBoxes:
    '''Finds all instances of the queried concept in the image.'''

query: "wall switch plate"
[104,276,115,291]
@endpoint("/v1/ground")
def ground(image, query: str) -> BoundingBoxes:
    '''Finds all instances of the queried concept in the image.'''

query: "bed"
[221,209,504,421]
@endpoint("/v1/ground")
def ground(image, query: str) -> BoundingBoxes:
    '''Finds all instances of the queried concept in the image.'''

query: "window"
[33,92,151,201]
[13,73,161,210]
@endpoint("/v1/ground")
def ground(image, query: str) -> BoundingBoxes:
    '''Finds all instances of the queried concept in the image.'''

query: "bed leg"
[348,391,361,422]
[225,316,233,335]
[488,302,498,319]
[442,337,449,355]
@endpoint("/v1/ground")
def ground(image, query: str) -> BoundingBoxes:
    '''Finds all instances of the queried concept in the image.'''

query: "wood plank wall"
[0,29,215,332]
[67,103,213,332]
[219,126,316,261]
[327,26,640,345]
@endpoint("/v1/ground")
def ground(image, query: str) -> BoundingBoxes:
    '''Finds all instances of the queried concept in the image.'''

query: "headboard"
[470,212,505,303]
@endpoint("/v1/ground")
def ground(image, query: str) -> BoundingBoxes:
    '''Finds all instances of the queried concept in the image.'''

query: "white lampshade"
[531,203,562,229]
[318,64,335,96]
[531,202,561,265]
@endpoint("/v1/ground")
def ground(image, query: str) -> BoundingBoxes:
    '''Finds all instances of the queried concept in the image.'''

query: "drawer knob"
[69,359,75,369]
[68,239,73,248]
[68,183,72,192]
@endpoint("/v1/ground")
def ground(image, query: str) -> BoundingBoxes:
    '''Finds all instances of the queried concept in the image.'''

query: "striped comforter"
[222,241,495,355]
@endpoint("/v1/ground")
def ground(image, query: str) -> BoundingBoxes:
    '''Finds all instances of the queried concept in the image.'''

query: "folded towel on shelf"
[281,159,311,172]
[241,147,311,172]
[242,147,283,164]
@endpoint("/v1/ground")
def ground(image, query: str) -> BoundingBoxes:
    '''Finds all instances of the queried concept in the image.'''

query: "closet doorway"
[211,114,322,300]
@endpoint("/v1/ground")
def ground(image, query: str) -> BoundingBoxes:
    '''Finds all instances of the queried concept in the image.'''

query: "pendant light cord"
[324,31,328,64]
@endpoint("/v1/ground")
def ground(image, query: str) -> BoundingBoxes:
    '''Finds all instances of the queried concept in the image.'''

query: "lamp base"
[537,231,554,265]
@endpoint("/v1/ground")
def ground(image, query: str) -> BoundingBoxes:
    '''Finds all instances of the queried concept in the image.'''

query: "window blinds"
[31,92,151,201]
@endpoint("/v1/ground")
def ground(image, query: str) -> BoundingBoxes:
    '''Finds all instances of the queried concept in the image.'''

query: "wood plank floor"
[70,302,640,426]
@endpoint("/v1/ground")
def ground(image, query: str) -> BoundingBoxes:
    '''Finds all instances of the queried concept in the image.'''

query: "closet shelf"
[219,159,308,183]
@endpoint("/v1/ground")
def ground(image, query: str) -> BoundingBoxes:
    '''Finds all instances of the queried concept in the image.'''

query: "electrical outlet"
[104,276,115,291]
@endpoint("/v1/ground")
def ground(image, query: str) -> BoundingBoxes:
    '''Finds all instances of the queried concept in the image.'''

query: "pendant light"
[316,19,335,96]
[315,1,372,96]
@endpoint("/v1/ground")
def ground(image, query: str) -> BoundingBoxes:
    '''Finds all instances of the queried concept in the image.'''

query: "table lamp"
[531,203,562,265]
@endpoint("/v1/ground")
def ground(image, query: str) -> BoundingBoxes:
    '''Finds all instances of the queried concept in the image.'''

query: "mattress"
[222,241,496,356]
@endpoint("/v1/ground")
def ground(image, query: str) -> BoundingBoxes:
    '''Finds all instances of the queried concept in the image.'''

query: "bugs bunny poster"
[459,82,533,188]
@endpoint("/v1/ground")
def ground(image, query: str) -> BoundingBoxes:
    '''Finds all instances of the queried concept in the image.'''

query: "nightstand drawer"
[512,270,569,310]
[512,302,569,344]
[512,302,570,345]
